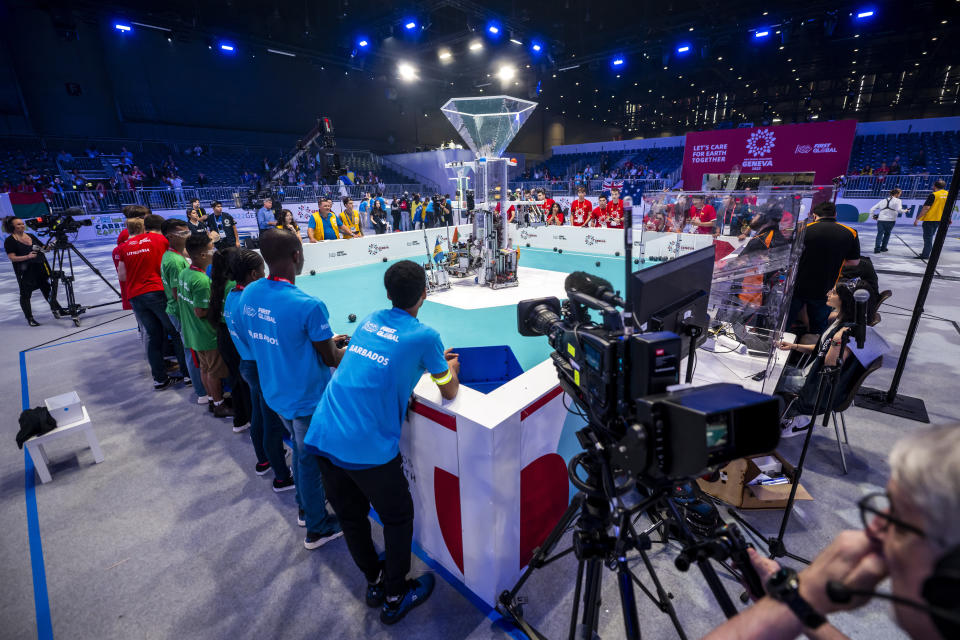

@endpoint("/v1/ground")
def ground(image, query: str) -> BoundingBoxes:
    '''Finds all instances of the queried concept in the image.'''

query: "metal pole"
[884,160,959,402]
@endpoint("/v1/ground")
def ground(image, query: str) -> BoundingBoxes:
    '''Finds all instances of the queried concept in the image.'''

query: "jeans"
[787,295,833,336]
[317,455,413,597]
[238,360,290,481]
[401,214,411,232]
[920,220,940,258]
[130,290,187,383]
[875,220,896,251]
[168,314,206,397]
[278,414,334,533]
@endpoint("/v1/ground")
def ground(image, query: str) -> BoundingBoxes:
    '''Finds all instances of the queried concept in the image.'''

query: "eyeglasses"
[858,492,928,540]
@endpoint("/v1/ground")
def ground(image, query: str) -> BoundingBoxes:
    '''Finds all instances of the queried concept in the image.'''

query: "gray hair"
[889,424,960,549]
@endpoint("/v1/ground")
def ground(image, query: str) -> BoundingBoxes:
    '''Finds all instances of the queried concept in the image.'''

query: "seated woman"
[776,280,888,436]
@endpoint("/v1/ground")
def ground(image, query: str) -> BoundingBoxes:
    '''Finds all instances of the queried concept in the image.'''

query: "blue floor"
[296,248,640,371]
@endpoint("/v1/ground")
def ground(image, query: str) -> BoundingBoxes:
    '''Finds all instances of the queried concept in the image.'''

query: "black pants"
[18,277,59,321]
[316,454,413,597]
[217,324,252,428]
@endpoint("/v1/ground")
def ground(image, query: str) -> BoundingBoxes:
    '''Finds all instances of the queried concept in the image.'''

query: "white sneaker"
[197,395,210,405]
[232,422,251,433]
[780,415,811,438]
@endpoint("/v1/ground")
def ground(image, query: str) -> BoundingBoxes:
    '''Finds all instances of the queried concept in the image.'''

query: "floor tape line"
[19,350,54,640]
[27,327,139,352]
[368,510,525,639]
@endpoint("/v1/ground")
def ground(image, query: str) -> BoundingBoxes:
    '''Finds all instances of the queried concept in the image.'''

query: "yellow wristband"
[432,371,452,385]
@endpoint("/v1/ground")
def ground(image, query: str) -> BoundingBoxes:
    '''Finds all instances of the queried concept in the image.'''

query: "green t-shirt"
[177,267,217,352]
[160,251,189,319]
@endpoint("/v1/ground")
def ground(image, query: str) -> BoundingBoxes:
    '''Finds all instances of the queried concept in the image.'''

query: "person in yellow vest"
[307,196,354,243]
[913,179,948,260]
[340,197,363,238]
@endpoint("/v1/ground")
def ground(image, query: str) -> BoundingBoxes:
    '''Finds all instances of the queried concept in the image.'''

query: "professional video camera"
[499,244,782,640]
[25,210,92,239]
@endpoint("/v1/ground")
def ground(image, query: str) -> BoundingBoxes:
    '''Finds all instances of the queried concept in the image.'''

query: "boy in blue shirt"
[237,228,347,549]
[305,260,460,625]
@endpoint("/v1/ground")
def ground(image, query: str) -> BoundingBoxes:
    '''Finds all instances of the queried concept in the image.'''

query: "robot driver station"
[290,95,809,623]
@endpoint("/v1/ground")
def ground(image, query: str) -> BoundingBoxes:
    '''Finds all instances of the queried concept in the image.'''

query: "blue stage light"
[531,41,543,53]
[754,30,769,38]
[404,21,417,30]
[487,23,500,35]
[219,42,235,52]
[358,38,369,48]
[856,10,875,19]
[676,45,690,54]
[115,23,132,32]
[612,57,625,66]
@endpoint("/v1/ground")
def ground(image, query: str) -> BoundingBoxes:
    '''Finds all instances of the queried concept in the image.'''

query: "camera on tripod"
[25,209,92,239]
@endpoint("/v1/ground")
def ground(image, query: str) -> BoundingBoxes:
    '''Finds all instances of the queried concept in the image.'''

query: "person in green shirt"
[161,218,207,401]
[178,233,233,418]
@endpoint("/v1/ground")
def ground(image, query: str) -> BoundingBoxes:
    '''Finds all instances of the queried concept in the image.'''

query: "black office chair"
[826,356,884,474]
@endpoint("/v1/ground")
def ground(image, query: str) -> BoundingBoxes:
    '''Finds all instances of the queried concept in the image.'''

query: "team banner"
[681,120,857,189]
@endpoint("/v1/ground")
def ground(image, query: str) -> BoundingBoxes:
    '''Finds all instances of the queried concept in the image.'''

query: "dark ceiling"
[52,0,960,136]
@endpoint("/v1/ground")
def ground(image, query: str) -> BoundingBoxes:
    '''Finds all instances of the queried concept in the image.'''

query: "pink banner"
[682,120,857,189]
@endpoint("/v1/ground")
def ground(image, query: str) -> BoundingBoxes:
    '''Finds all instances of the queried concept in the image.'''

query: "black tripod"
[45,235,121,326]
[728,329,851,565]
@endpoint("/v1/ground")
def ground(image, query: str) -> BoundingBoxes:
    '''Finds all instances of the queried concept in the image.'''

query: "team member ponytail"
[207,247,238,328]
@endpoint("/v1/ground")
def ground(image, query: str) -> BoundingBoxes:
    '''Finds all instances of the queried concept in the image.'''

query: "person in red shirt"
[113,205,150,309]
[545,201,565,225]
[606,190,625,228]
[590,195,609,227]
[689,196,717,235]
[569,187,592,227]
[119,213,188,390]
[536,189,555,218]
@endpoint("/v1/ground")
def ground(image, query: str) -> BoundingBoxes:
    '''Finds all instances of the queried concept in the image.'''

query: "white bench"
[24,406,103,483]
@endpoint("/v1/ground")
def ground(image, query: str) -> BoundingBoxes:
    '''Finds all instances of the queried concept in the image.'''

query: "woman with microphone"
[3,216,64,326]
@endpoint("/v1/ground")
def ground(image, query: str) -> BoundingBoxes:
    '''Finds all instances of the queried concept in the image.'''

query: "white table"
[693,333,795,394]
[24,407,104,483]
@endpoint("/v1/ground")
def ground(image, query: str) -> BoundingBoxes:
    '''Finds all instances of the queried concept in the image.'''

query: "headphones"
[828,544,960,639]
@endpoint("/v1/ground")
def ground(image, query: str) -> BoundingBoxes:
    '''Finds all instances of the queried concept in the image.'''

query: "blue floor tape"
[368,510,525,639]
[20,350,54,640]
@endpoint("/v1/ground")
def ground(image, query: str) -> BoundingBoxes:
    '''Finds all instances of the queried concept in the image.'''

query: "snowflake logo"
[584,235,597,246]
[746,128,776,157]
[367,243,379,255]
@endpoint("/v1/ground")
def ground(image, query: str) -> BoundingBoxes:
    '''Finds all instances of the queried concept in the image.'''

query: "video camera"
[517,246,780,481]
[25,208,92,239]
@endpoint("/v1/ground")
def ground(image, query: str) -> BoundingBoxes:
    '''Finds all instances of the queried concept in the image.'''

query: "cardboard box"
[697,451,812,509]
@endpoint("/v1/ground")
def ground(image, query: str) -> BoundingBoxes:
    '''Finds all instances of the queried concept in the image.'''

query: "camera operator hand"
[797,530,888,615]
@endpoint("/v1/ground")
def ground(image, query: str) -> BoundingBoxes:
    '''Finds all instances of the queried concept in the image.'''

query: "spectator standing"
[590,195,609,227]
[118,214,189,390]
[168,174,185,206]
[114,205,150,309]
[256,197,275,233]
[570,187,592,227]
[304,260,459,624]
[160,219,208,403]
[870,188,909,253]
[3,216,63,326]
[788,202,860,335]
[913,179,949,260]
[208,249,252,433]
[196,172,208,188]
[606,189,625,229]
[397,193,410,231]
[222,249,293,488]
[177,234,234,418]
[237,229,344,548]
[207,200,240,249]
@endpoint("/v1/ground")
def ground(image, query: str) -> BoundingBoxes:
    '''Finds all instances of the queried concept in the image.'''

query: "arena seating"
[847,130,959,174]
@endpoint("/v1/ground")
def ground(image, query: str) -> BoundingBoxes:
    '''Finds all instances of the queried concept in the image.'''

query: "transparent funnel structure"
[441,96,537,219]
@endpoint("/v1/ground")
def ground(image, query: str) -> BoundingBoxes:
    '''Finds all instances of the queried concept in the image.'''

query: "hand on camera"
[797,530,888,615]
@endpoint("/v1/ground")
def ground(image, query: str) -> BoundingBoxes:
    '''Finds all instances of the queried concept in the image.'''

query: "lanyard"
[189,265,204,273]
[268,275,292,285]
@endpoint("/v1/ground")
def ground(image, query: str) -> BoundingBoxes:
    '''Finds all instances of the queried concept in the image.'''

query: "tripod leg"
[577,557,604,640]
[697,558,738,619]
[635,548,687,640]
[69,244,122,297]
[568,558,586,640]
[616,560,641,640]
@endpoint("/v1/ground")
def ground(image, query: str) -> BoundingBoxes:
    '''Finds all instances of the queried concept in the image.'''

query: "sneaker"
[153,378,173,391]
[182,376,192,386]
[273,476,295,493]
[780,415,811,438]
[880,248,889,252]
[380,575,436,625]
[232,422,251,433]
[297,509,306,527]
[197,395,210,405]
[213,403,235,418]
[304,521,343,550]
[367,569,386,608]
[208,401,214,413]
[255,461,271,476]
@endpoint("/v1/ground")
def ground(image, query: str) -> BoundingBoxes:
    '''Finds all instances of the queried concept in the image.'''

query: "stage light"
[438,49,452,60]
[357,38,369,48]
[676,45,690,54]
[469,40,483,51]
[487,22,501,36]
[219,42,235,52]
[531,41,543,53]
[510,38,523,45]
[755,30,769,38]
[497,65,516,82]
[114,23,132,32]
[267,48,296,57]
[856,10,875,19]
[612,56,625,66]
[404,21,417,30]
[398,62,417,81]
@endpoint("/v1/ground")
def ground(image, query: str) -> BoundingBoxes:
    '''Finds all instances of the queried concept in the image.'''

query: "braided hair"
[207,248,264,327]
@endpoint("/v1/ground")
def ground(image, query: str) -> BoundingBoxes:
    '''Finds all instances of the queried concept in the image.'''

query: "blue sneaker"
[380,575,435,625]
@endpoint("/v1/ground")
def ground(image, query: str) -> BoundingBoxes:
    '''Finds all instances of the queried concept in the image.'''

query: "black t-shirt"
[207,211,238,246]
[5,233,46,280]
[923,193,936,208]
[794,218,860,300]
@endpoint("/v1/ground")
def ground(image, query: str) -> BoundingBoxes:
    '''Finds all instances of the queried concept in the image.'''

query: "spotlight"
[469,40,483,51]
[398,62,417,81]
[487,22,500,36]
[114,23,132,32]
[219,42,235,52]
[612,56,625,66]
[438,49,452,61]
[404,20,417,30]
[856,10,875,19]
[676,45,690,54]
[497,65,516,82]
[267,48,296,57]
[510,38,523,45]
[755,30,770,38]
[357,38,369,48]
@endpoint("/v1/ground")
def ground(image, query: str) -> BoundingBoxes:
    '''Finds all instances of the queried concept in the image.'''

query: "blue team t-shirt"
[223,287,252,361]
[307,213,337,239]
[305,307,449,467]
[236,277,334,419]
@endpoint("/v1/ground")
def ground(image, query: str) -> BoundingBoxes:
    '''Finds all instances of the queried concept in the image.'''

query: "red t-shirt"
[591,205,608,227]
[691,204,717,234]
[570,199,592,226]
[117,228,129,245]
[542,198,556,213]
[112,245,132,310]
[548,211,565,225]
[118,233,168,299]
